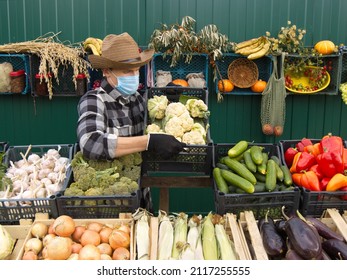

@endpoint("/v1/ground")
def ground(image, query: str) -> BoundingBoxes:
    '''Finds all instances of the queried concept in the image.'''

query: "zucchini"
[223,157,257,185]
[257,152,268,175]
[280,164,293,187]
[243,149,257,173]
[250,145,264,165]
[265,159,277,191]
[227,140,248,158]
[213,167,229,194]
[220,169,255,194]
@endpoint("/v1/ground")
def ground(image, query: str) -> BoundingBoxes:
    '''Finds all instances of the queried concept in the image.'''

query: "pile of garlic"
[1,145,70,205]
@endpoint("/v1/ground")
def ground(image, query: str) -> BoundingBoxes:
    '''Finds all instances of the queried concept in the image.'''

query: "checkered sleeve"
[76,92,117,160]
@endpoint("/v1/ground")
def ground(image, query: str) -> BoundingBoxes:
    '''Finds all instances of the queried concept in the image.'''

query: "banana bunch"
[83,37,103,56]
[235,36,270,60]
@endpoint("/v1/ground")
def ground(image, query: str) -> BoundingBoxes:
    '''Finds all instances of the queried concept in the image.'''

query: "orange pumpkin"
[218,79,234,92]
[314,40,336,55]
[172,79,189,87]
[251,79,267,93]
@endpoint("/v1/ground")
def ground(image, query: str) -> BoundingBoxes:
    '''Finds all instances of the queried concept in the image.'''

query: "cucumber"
[280,164,293,187]
[250,145,264,165]
[243,149,257,173]
[213,167,229,194]
[265,159,277,192]
[216,162,230,170]
[223,157,257,185]
[227,140,248,158]
[254,172,266,182]
[220,169,255,194]
[274,161,284,182]
[228,185,238,193]
[257,152,268,175]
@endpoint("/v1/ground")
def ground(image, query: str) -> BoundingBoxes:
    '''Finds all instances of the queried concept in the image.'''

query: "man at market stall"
[76,32,186,160]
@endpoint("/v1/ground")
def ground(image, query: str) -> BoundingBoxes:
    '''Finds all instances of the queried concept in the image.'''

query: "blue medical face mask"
[111,72,139,96]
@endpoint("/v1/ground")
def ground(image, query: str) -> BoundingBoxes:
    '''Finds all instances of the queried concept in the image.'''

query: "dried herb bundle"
[0,32,90,99]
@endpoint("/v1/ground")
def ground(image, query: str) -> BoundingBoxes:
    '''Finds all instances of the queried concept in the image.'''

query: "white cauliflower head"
[164,116,185,138]
[165,102,188,118]
[146,123,162,134]
[185,99,210,118]
[147,95,168,120]
[182,130,206,145]
[179,111,194,132]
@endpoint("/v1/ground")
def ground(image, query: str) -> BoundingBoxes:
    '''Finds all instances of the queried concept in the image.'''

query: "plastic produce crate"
[214,53,272,95]
[0,144,74,224]
[213,143,300,219]
[339,46,347,84]
[0,54,31,95]
[284,53,342,95]
[56,172,142,219]
[0,141,8,153]
[142,87,213,176]
[151,53,209,87]
[30,54,78,96]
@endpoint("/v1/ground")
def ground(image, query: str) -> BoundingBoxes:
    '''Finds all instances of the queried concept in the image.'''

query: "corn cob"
[133,208,151,260]
[157,210,174,260]
[215,216,238,260]
[201,212,218,260]
[171,212,188,259]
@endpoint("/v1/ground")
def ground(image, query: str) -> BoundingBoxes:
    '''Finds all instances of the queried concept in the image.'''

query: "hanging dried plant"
[0,32,90,99]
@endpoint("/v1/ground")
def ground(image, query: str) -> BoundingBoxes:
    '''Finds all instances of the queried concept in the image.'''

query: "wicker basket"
[228,58,259,88]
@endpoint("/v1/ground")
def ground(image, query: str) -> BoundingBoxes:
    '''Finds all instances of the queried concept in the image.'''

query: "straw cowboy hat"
[88,32,154,69]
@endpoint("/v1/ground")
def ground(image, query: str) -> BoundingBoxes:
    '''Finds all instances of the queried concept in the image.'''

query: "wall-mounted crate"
[142,87,213,176]
[284,52,342,95]
[30,54,79,96]
[151,53,209,88]
[213,143,300,219]
[0,54,31,95]
[0,144,74,224]
[340,46,347,84]
[214,53,272,95]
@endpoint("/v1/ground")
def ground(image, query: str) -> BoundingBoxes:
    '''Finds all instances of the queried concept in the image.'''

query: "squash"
[251,79,267,93]
[172,79,189,87]
[218,79,234,92]
[314,40,336,55]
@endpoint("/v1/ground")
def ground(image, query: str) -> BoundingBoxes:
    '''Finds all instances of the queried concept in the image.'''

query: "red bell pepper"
[342,148,347,171]
[309,164,323,180]
[296,142,305,152]
[301,137,313,147]
[284,147,298,167]
[339,186,347,200]
[296,151,316,172]
[320,133,344,155]
[320,177,331,191]
[316,150,344,178]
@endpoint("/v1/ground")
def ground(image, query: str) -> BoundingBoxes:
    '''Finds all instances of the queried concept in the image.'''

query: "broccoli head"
[64,183,85,196]
[122,165,141,181]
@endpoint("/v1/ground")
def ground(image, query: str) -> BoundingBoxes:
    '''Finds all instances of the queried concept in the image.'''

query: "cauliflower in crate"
[146,95,210,145]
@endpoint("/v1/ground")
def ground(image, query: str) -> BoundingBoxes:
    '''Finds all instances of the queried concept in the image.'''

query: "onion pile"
[2,146,70,205]
[21,214,132,260]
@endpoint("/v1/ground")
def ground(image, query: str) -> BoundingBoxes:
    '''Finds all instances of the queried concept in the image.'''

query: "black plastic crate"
[0,144,74,223]
[214,53,272,95]
[0,141,8,153]
[151,53,209,87]
[284,53,342,95]
[340,46,347,84]
[56,168,142,219]
[213,143,300,218]
[0,54,31,95]
[300,188,347,217]
[142,87,213,176]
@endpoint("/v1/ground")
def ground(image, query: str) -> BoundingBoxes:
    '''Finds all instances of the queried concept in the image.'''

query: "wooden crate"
[17,213,134,260]
[2,219,32,260]
[239,211,269,260]
[320,208,347,242]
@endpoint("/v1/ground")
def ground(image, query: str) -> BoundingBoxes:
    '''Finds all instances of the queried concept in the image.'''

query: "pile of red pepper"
[284,134,347,195]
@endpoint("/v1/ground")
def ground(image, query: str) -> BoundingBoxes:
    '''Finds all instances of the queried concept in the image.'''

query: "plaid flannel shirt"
[77,79,146,160]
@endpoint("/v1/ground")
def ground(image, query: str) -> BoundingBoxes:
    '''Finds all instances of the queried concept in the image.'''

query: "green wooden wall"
[1,0,347,213]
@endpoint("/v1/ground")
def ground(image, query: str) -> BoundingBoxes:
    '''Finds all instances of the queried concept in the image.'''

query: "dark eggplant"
[260,212,286,257]
[322,239,347,260]
[316,249,332,260]
[285,249,304,260]
[306,217,344,242]
[274,219,287,238]
[282,208,322,260]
